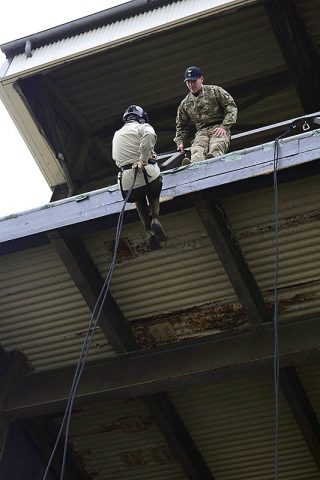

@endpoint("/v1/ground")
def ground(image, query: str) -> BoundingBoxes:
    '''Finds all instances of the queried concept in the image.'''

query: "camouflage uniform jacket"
[174,85,238,146]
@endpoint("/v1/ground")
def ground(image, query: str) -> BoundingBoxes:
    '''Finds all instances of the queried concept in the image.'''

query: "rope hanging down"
[272,124,294,480]
[42,168,138,480]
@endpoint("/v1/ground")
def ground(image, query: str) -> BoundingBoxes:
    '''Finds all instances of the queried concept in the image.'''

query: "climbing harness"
[118,158,157,199]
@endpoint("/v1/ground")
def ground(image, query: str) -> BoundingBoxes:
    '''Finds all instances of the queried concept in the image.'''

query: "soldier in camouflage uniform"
[174,66,238,165]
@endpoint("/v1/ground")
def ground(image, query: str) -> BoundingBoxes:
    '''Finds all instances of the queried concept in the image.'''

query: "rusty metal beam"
[4,316,320,419]
[47,231,213,479]
[192,194,272,325]
[191,154,320,470]
[192,193,320,470]
[145,393,215,480]
[47,231,138,353]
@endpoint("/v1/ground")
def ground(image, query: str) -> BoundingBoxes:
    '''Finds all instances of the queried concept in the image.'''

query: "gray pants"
[191,126,230,163]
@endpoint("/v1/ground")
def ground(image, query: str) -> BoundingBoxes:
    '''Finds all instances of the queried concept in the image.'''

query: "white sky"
[0,0,128,217]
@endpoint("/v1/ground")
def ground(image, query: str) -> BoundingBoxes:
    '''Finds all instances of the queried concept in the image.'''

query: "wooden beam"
[4,316,320,419]
[45,78,106,174]
[45,77,90,134]
[264,0,320,112]
[192,194,272,324]
[47,231,138,353]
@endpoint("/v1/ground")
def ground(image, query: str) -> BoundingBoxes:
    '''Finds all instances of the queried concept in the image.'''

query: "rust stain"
[148,322,177,342]
[66,413,153,438]
[238,210,320,239]
[119,415,148,433]
[119,446,176,468]
[104,237,139,262]
[72,449,94,476]
[120,450,146,467]
[150,445,175,464]
[277,290,320,312]
[130,301,248,348]
[103,235,210,263]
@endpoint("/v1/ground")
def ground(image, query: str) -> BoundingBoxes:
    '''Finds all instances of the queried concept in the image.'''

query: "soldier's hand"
[177,143,184,153]
[213,127,227,138]
[132,159,146,170]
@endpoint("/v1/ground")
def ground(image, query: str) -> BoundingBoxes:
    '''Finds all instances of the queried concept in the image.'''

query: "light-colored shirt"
[112,121,160,190]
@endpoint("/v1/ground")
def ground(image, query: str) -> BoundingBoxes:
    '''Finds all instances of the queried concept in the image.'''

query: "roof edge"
[0,0,174,57]
[0,128,319,248]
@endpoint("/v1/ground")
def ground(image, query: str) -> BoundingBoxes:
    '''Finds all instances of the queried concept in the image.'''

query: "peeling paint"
[148,322,177,342]
[159,195,174,203]
[40,203,55,210]
[103,237,140,261]
[278,290,320,313]
[75,194,89,202]
[257,168,274,176]
[120,450,146,467]
[68,413,154,438]
[119,415,149,433]
[262,142,274,151]
[119,446,175,468]
[131,301,247,348]
[150,445,175,464]
[237,210,320,238]
[2,213,19,220]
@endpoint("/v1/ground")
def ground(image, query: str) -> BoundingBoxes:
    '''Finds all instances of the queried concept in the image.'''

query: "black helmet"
[123,105,149,124]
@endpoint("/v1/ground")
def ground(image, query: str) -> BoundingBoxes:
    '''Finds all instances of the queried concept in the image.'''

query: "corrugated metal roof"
[299,0,320,49]
[84,208,236,318]
[1,1,314,190]
[297,361,320,414]
[170,372,320,479]
[82,173,320,347]
[222,174,320,322]
[63,365,320,479]
[2,0,254,79]
[0,2,319,477]
[1,172,319,365]
[0,245,114,372]
[66,398,184,479]
[57,2,288,129]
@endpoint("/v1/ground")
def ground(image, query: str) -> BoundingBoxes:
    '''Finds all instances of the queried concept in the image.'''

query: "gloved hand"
[132,159,146,170]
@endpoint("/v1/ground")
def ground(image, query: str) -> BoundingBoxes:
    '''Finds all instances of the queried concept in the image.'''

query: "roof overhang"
[1,127,319,252]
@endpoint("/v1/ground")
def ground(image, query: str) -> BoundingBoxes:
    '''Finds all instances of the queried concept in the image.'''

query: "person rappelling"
[112,105,167,250]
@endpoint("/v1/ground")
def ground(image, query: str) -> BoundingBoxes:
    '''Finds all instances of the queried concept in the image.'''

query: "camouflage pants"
[191,126,230,163]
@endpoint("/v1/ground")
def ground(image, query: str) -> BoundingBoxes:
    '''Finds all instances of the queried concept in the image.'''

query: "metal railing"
[157,111,320,171]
